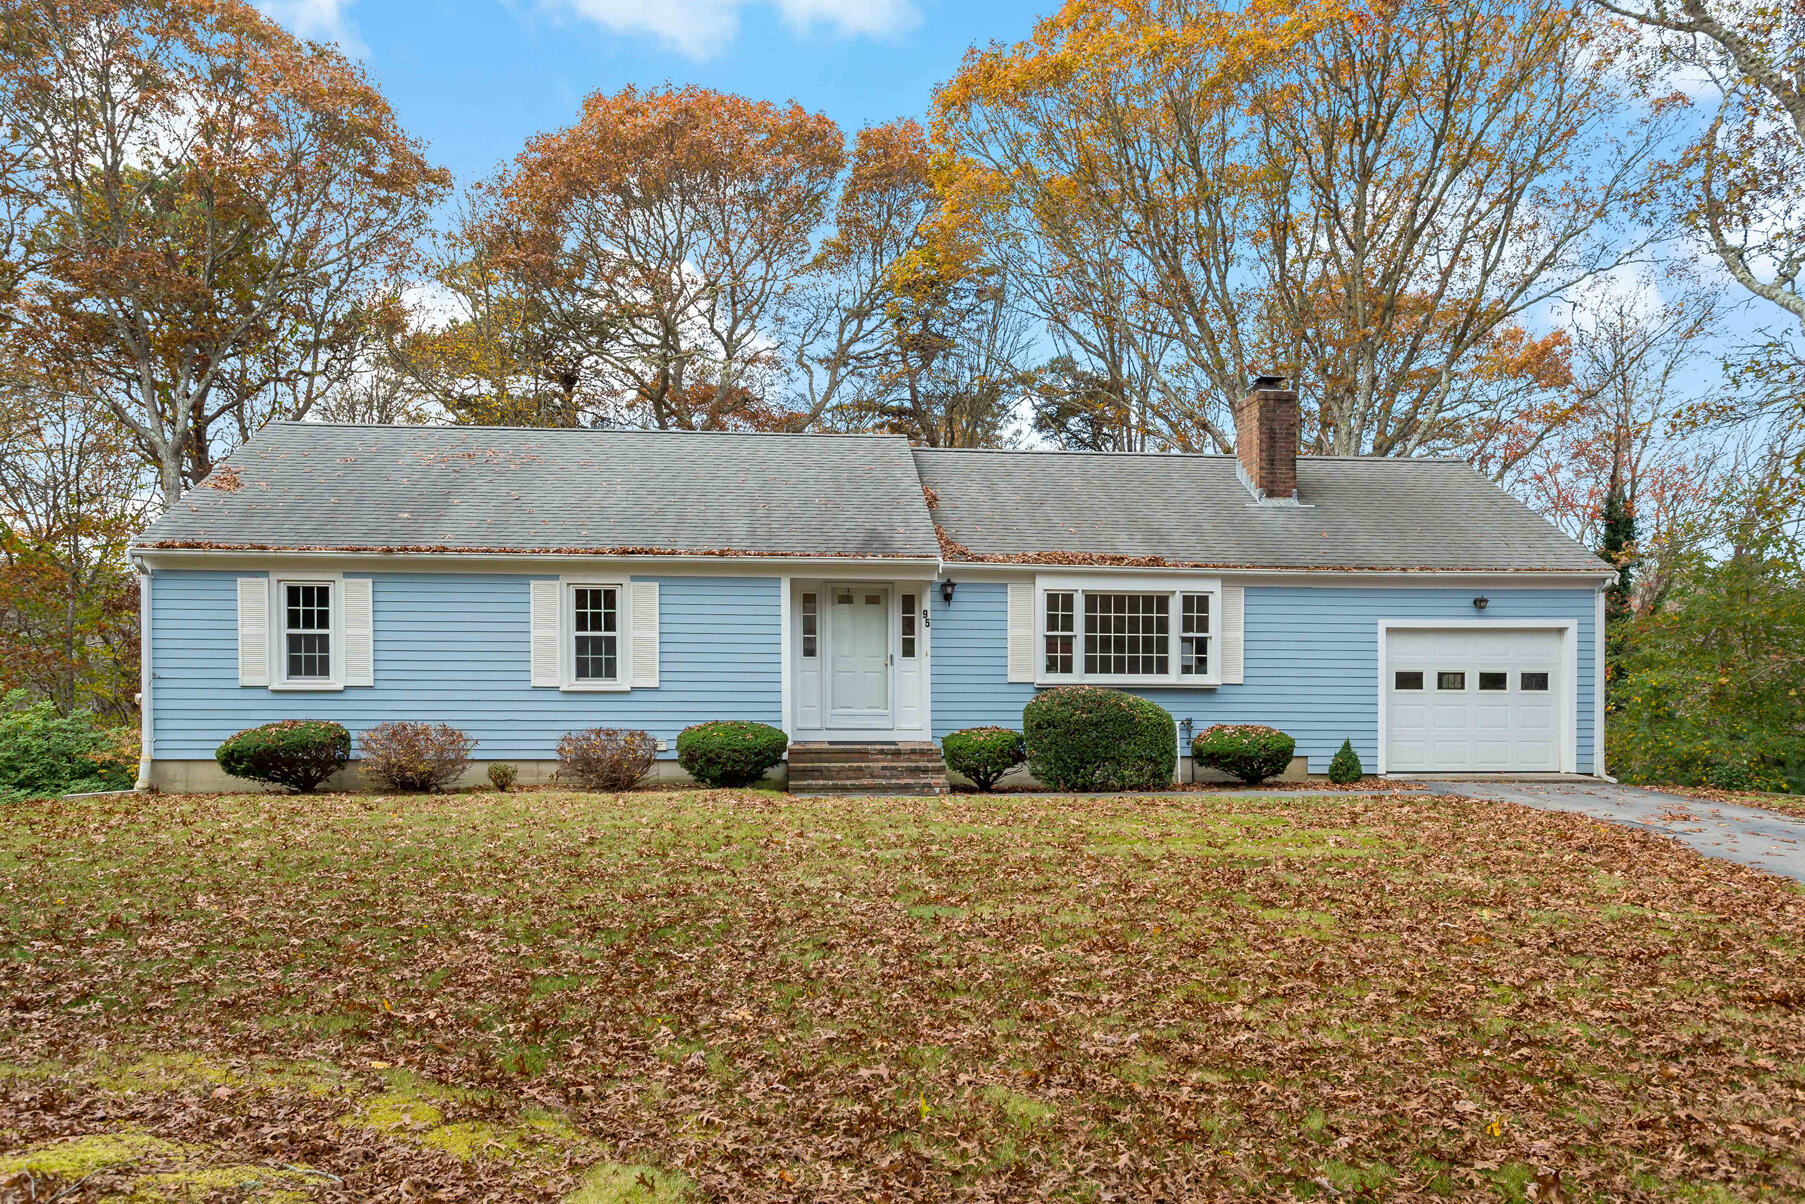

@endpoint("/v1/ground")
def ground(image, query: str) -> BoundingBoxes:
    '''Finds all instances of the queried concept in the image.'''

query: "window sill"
[558,682,631,693]
[1035,677,1221,689]
[267,681,345,692]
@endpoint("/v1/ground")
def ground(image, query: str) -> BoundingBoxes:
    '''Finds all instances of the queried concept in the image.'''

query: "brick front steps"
[787,742,949,796]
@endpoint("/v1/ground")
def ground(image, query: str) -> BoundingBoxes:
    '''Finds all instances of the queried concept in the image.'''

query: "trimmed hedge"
[1023,686,1176,792]
[676,720,788,788]
[1192,724,1295,785]
[216,720,350,793]
[358,721,475,791]
[942,726,1026,792]
[558,728,656,790]
[1328,738,1363,784]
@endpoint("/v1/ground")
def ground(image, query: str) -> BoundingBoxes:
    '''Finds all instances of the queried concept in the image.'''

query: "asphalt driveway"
[1423,779,1805,885]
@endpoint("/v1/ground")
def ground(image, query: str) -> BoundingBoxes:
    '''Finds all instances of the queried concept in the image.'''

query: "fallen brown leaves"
[2,790,1802,1201]
[1649,784,1805,823]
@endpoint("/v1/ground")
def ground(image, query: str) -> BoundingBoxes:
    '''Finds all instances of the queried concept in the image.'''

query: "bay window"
[1038,579,1219,685]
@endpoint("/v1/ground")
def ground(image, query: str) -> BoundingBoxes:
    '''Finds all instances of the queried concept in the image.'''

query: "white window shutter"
[237,577,270,687]
[343,577,374,686]
[1219,584,1245,684]
[1006,582,1034,682]
[630,581,659,688]
[530,580,560,687]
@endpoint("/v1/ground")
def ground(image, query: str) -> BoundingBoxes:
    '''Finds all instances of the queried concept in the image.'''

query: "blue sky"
[258,0,1049,188]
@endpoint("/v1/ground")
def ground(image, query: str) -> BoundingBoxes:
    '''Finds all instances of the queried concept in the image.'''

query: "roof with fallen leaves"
[132,423,1609,573]
[133,424,941,559]
[913,448,1609,573]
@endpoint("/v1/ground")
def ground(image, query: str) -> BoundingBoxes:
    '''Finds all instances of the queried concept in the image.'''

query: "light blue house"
[129,380,1614,790]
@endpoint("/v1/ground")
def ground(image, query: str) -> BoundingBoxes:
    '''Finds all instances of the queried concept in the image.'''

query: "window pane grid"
[1083,593,1169,676]
[1044,591,1074,674]
[1179,592,1210,676]
[284,583,331,680]
[900,593,917,658]
[573,586,618,681]
[801,592,818,658]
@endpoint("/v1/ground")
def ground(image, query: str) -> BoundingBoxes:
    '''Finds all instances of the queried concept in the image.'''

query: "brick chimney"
[1234,373,1300,503]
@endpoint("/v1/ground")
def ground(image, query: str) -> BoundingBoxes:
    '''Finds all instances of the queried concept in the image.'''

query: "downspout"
[133,555,153,791]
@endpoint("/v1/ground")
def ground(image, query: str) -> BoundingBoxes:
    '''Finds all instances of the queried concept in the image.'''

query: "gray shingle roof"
[132,423,1607,573]
[914,448,1609,573]
[133,424,941,559]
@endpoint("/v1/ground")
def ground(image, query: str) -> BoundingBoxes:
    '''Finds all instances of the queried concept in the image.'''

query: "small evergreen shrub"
[215,720,350,793]
[358,721,475,791]
[557,728,656,790]
[942,726,1026,791]
[1328,739,1363,784]
[676,720,788,788]
[1192,724,1296,785]
[1703,760,1757,792]
[1022,686,1176,792]
[487,762,519,792]
[0,690,134,799]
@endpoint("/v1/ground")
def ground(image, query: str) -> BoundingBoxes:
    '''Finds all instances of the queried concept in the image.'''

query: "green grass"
[1,788,1802,1201]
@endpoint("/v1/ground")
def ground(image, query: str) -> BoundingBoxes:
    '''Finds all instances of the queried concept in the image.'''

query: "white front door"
[827,586,891,728]
[1385,627,1562,772]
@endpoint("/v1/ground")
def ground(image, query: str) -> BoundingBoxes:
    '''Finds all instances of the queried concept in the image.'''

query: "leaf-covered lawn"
[2,789,1803,1201]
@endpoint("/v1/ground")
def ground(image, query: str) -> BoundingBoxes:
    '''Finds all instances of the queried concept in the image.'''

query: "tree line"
[0,0,1800,785]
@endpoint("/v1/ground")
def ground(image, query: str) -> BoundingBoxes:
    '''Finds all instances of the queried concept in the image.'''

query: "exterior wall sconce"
[940,580,956,605]
[1473,595,1490,611]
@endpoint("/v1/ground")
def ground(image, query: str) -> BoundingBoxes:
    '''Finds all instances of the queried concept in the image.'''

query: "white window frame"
[1035,574,1222,687]
[561,578,631,692]
[270,573,344,691]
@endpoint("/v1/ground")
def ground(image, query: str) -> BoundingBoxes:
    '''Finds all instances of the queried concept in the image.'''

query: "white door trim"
[1376,618,1579,776]
[789,577,932,742]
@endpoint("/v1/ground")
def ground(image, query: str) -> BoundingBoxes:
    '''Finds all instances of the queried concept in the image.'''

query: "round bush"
[215,720,350,793]
[558,728,656,790]
[1192,724,1296,785]
[487,762,519,792]
[1022,686,1176,792]
[676,720,788,788]
[1328,738,1364,785]
[358,721,475,791]
[942,726,1027,792]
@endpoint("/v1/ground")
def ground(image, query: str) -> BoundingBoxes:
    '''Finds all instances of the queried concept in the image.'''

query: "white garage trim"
[1594,588,1606,777]
[1376,618,1579,776]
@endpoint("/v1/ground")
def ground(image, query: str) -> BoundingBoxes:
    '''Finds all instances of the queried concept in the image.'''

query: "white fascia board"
[941,565,1615,588]
[134,549,945,577]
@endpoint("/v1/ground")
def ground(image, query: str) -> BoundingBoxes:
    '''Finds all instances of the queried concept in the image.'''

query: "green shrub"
[676,721,788,788]
[215,720,350,793]
[942,726,1026,791]
[1022,686,1176,792]
[1192,724,1296,784]
[1328,739,1363,784]
[487,762,518,791]
[0,689,135,799]
[1607,548,1805,793]
[557,728,656,790]
[358,721,475,791]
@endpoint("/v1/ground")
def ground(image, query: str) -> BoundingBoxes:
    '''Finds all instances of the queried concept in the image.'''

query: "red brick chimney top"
[1235,374,1300,503]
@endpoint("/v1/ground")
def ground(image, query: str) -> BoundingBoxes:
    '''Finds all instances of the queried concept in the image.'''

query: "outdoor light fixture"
[1473,595,1490,611]
[941,580,956,605]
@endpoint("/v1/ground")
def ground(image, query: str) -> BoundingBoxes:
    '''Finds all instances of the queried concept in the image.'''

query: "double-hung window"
[569,584,622,686]
[1038,578,1219,686]
[268,578,341,689]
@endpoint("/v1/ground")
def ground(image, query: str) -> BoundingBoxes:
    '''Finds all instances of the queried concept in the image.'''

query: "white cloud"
[257,0,368,57]
[544,0,918,59]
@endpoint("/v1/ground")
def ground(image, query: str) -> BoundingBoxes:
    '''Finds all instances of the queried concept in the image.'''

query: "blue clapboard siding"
[930,582,1597,774]
[149,571,781,759]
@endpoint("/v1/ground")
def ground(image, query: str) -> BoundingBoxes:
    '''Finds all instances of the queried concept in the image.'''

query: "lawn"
[2,789,1802,1202]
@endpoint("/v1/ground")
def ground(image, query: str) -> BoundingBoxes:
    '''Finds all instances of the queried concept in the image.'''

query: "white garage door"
[1385,628,1562,773]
